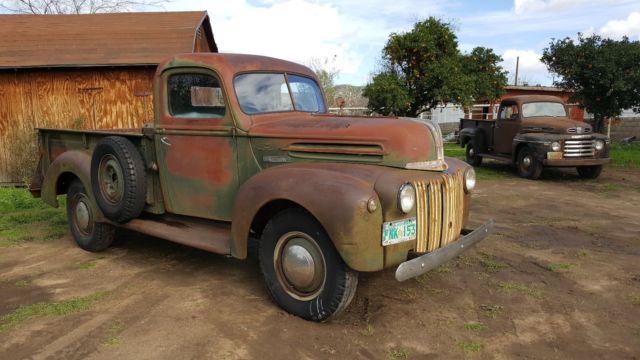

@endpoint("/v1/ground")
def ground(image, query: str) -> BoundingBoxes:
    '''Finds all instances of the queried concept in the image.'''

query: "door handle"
[160,136,171,146]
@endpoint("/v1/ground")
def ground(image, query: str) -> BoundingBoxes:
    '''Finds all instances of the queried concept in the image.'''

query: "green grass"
[479,304,503,318]
[103,321,125,346]
[0,291,106,332]
[444,144,510,180]
[629,293,640,306]
[14,280,29,288]
[496,281,543,299]
[77,260,98,269]
[361,323,375,336]
[458,341,482,354]
[0,188,67,247]
[547,263,574,272]
[388,349,409,359]
[464,322,487,331]
[610,142,640,168]
[444,143,466,160]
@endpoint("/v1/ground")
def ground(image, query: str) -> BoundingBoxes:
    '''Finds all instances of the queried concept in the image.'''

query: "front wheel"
[259,209,358,322]
[577,165,603,179]
[67,180,115,252]
[465,142,483,167]
[517,146,543,180]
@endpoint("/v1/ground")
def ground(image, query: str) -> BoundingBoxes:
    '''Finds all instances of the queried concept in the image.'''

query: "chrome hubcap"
[75,201,90,231]
[274,232,326,300]
[522,155,531,169]
[468,147,475,157]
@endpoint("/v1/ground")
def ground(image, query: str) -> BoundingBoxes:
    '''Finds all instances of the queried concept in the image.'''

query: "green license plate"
[382,217,417,246]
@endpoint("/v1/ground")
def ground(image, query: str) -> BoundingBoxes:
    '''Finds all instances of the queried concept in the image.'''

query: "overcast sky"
[164,0,639,86]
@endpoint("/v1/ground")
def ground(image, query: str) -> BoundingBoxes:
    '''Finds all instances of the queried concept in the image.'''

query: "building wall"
[0,67,155,182]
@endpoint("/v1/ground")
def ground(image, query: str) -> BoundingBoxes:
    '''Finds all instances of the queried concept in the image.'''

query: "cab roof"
[504,95,566,105]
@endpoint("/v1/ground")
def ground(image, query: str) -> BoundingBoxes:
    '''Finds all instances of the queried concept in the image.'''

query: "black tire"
[577,165,603,179]
[517,146,543,179]
[259,208,358,322]
[465,142,483,167]
[67,179,115,252]
[91,136,146,223]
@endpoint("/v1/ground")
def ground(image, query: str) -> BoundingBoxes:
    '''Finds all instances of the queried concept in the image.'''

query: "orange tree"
[542,34,640,132]
[363,18,506,117]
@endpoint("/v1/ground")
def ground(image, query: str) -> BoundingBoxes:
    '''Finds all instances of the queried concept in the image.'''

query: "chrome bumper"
[395,219,494,281]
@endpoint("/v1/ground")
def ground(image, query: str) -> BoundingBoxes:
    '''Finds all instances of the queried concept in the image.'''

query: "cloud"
[513,0,630,15]
[599,11,640,39]
[501,49,550,85]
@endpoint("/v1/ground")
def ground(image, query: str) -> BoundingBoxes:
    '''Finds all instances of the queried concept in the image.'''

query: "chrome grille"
[564,139,595,158]
[413,170,465,253]
[567,127,592,134]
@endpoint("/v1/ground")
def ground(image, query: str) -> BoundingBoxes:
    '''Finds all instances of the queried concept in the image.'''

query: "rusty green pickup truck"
[30,53,493,321]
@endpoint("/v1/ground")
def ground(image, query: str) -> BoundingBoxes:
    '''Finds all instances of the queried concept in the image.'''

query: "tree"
[0,0,166,14]
[363,18,506,117]
[308,56,340,107]
[542,34,640,132]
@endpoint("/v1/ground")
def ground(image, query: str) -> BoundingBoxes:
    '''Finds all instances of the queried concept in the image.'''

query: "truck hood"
[522,117,593,134]
[247,114,446,170]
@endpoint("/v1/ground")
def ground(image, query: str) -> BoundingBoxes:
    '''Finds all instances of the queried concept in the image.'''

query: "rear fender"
[231,165,384,272]
[41,150,107,222]
[459,127,485,151]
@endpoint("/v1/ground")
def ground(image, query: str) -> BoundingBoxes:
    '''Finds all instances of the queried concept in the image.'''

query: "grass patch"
[0,188,67,246]
[77,260,98,269]
[444,143,466,160]
[610,142,640,168]
[496,281,543,299]
[464,322,487,331]
[361,323,375,336]
[103,321,125,347]
[458,341,482,354]
[629,293,640,306]
[0,291,106,332]
[478,252,509,273]
[547,263,574,272]
[14,280,29,288]
[388,349,409,359]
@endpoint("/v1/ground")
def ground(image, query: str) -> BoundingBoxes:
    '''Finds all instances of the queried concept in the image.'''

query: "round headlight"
[551,141,561,152]
[595,140,604,151]
[398,183,416,214]
[464,167,476,193]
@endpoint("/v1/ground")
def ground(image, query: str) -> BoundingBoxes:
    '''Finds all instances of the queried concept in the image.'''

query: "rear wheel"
[259,209,358,322]
[517,146,543,180]
[577,165,603,179]
[67,180,115,252]
[465,142,483,167]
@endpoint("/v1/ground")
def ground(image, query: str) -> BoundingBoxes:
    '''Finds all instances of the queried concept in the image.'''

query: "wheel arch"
[231,165,384,272]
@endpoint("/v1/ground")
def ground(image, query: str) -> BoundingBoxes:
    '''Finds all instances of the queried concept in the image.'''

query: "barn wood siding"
[0,67,155,182]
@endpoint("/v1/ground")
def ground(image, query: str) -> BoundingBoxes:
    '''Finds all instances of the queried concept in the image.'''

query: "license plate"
[382,217,417,246]
[547,151,562,160]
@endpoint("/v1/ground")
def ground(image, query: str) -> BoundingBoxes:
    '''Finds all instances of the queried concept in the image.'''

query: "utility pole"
[514,56,519,86]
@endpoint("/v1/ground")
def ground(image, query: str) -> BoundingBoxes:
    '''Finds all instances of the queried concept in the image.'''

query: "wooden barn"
[0,11,217,183]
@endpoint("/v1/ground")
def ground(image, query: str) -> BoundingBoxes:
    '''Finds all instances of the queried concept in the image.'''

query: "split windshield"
[522,102,567,118]
[234,73,326,115]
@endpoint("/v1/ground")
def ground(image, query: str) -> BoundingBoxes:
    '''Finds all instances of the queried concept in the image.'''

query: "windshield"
[234,73,326,115]
[522,102,567,118]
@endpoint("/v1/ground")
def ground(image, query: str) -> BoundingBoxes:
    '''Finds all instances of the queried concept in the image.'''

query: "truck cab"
[459,95,610,179]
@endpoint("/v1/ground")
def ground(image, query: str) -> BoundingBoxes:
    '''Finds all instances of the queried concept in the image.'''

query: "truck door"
[493,102,521,155]
[155,68,238,221]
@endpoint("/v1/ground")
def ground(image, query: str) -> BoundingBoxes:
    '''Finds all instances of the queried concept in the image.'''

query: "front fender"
[41,150,107,222]
[231,164,384,272]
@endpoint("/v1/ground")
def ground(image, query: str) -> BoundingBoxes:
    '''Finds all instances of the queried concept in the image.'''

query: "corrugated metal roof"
[0,11,217,69]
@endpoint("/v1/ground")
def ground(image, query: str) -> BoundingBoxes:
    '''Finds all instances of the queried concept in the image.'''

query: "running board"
[120,214,232,255]
[478,153,513,164]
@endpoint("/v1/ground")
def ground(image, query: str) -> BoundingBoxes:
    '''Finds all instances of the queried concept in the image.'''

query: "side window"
[168,73,225,118]
[499,104,518,120]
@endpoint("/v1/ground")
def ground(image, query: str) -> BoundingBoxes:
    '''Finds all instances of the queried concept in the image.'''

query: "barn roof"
[0,11,217,69]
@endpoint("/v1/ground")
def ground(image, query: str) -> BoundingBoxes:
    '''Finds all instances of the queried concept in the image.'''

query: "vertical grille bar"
[413,170,465,253]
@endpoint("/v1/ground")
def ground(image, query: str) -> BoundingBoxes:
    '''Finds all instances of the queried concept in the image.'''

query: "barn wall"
[0,67,155,183]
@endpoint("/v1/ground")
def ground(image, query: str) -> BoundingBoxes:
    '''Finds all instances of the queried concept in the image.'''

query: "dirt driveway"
[1,166,639,359]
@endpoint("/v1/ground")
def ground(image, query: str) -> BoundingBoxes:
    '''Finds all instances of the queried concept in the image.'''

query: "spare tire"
[91,136,146,223]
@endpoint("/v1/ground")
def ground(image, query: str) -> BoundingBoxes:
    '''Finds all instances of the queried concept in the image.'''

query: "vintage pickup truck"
[458,95,610,179]
[30,53,493,321]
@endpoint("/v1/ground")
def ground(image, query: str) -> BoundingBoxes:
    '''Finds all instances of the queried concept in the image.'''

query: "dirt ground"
[1,165,639,359]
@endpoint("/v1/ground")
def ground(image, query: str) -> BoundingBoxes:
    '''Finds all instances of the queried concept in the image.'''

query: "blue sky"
[165,0,639,86]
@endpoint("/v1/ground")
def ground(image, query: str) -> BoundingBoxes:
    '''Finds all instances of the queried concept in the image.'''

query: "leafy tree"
[542,34,640,132]
[363,17,506,117]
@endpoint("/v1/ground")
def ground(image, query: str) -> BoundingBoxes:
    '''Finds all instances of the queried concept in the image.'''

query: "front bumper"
[395,219,494,281]
[543,158,610,167]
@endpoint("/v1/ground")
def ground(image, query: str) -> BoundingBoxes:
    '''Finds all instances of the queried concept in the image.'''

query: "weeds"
[77,260,98,269]
[388,349,409,359]
[14,280,29,288]
[630,293,640,306]
[547,263,574,272]
[458,341,482,354]
[479,304,503,318]
[103,321,125,346]
[464,322,487,331]
[610,142,640,168]
[361,323,375,336]
[496,281,543,299]
[0,291,106,332]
